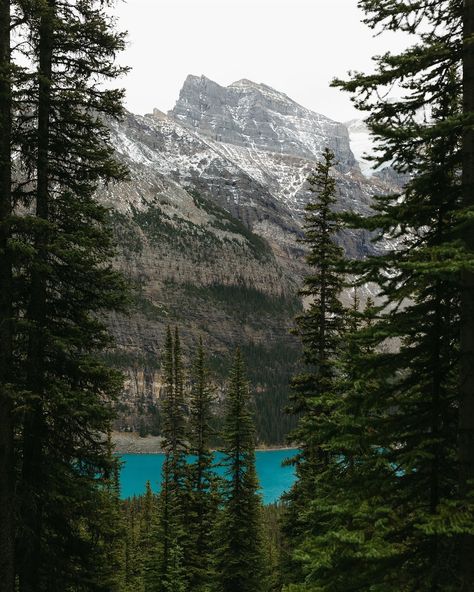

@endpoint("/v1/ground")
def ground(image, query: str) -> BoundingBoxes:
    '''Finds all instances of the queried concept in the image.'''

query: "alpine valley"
[103,75,398,445]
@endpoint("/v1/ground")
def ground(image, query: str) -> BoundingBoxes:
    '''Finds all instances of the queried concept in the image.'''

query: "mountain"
[172,76,356,169]
[102,75,398,445]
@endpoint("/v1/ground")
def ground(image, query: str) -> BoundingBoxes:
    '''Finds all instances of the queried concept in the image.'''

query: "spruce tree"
[281,148,348,586]
[460,1,474,587]
[161,327,188,489]
[8,0,128,589]
[327,2,470,588]
[146,328,188,592]
[0,0,14,589]
[215,349,266,592]
[141,480,155,554]
[185,338,219,592]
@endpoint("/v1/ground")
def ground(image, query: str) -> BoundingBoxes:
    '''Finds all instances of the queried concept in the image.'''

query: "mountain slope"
[102,75,398,445]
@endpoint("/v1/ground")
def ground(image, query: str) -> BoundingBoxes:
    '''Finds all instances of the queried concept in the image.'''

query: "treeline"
[118,330,271,592]
[279,1,474,590]
[121,498,283,592]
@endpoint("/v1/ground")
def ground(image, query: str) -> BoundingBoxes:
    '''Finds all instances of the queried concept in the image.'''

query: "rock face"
[102,75,398,444]
[172,75,356,168]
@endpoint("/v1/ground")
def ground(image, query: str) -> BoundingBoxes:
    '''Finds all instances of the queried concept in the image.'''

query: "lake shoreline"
[113,432,297,455]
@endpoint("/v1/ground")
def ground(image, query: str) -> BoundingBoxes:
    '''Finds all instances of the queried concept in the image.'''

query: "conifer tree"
[288,296,395,592]
[215,349,266,592]
[328,2,469,588]
[0,1,15,589]
[146,328,188,592]
[7,0,129,589]
[185,338,219,591]
[281,148,348,585]
[460,1,474,586]
[122,503,143,592]
[161,327,188,489]
[141,480,155,552]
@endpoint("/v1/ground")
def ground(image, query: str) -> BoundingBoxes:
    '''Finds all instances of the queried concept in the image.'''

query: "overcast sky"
[113,0,412,123]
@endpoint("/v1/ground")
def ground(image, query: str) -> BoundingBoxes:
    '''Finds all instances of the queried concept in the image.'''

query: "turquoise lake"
[120,449,297,504]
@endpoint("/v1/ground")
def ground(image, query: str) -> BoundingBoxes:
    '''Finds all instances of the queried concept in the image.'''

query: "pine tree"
[288,295,396,592]
[281,148,348,585]
[328,3,469,588]
[8,0,129,589]
[122,504,140,592]
[161,327,188,489]
[185,338,219,592]
[0,0,14,589]
[141,480,155,552]
[96,433,127,592]
[460,1,474,587]
[146,328,188,592]
[215,349,266,592]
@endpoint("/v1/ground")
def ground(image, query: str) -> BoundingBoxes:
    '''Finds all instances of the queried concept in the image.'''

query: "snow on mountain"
[106,75,400,258]
[171,75,356,168]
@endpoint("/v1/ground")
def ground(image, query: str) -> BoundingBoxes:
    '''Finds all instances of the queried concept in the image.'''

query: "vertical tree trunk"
[0,1,15,591]
[460,0,474,589]
[19,2,54,591]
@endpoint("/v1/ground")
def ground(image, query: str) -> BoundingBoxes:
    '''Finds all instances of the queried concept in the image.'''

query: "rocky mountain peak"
[228,78,295,104]
[169,74,357,168]
[229,78,260,88]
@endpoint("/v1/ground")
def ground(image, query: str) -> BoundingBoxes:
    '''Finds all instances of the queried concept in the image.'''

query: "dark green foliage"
[190,191,272,261]
[279,7,469,586]
[179,282,300,320]
[131,191,272,262]
[262,504,285,592]
[145,328,188,592]
[277,2,474,589]
[0,0,130,590]
[242,341,300,445]
[287,96,463,590]
[281,149,349,586]
[185,339,220,592]
[110,210,144,258]
[120,483,285,592]
[161,327,188,488]
[173,283,302,445]
[0,1,15,588]
[215,349,267,592]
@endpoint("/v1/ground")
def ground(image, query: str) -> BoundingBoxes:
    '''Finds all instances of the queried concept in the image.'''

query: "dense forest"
[1,0,474,591]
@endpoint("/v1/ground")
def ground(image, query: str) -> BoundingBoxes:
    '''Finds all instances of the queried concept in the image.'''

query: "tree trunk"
[0,1,15,590]
[460,0,474,588]
[19,2,54,590]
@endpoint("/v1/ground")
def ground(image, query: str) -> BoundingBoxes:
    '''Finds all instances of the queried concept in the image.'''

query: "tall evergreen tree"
[161,327,188,489]
[185,338,219,592]
[146,328,188,592]
[0,0,14,589]
[7,0,129,589]
[281,148,348,585]
[325,2,470,588]
[141,480,155,556]
[215,349,266,592]
[460,1,474,587]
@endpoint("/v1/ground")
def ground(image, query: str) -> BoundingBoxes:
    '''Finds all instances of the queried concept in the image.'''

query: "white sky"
[113,0,412,123]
